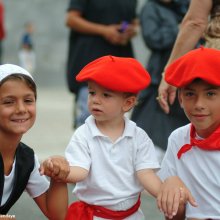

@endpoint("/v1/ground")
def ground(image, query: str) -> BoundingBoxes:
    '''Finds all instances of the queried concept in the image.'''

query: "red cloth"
[65,196,141,220]
[165,47,220,87]
[76,55,151,94]
[177,124,220,159]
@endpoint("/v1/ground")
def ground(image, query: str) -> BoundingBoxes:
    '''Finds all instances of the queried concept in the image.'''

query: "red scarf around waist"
[177,124,220,159]
[65,195,141,220]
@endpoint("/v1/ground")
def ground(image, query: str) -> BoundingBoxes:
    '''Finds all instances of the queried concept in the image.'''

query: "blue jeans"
[74,87,90,128]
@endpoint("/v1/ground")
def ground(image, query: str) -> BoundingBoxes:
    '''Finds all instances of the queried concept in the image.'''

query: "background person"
[18,22,36,74]
[65,0,139,128]
[130,0,189,161]
[157,0,219,114]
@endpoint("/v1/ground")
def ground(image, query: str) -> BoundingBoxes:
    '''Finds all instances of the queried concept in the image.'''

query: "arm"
[37,156,69,219]
[157,176,197,220]
[40,156,89,184]
[137,169,162,198]
[34,180,68,220]
[158,0,212,113]
[165,0,211,67]
[137,169,182,219]
[66,166,89,183]
[65,10,126,45]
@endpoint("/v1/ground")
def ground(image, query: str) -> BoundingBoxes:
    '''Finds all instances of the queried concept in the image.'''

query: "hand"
[39,156,70,182]
[157,75,177,114]
[103,24,125,45]
[122,23,138,40]
[157,176,197,219]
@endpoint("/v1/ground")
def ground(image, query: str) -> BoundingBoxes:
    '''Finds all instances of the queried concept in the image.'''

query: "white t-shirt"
[65,115,159,219]
[158,124,220,219]
[2,154,49,206]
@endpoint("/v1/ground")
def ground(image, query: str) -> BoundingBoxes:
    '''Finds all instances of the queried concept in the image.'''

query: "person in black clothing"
[65,0,138,128]
[131,0,189,160]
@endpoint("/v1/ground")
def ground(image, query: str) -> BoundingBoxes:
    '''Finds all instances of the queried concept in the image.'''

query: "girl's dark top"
[66,0,137,94]
[0,143,34,214]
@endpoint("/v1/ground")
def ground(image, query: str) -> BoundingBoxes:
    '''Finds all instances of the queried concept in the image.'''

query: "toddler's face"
[179,80,220,138]
[0,79,36,136]
[87,81,135,123]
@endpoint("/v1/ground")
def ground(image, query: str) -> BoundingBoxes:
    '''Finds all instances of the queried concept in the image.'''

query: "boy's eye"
[2,99,14,104]
[25,98,35,103]
[89,91,95,95]
[207,91,215,97]
[103,93,111,97]
[184,91,194,97]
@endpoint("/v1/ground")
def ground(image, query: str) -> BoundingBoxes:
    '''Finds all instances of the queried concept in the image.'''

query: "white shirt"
[65,115,159,219]
[2,154,49,206]
[158,124,220,219]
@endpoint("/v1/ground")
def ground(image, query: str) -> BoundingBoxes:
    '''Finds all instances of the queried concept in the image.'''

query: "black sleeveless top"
[0,142,35,214]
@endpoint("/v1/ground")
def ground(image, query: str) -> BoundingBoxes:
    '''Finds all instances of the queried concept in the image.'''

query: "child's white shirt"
[2,154,49,206]
[158,123,220,219]
[65,115,159,218]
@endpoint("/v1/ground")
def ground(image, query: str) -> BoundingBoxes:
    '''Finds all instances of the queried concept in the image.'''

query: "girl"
[0,64,68,219]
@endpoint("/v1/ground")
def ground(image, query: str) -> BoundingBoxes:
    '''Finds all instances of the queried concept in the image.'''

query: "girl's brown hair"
[0,73,37,99]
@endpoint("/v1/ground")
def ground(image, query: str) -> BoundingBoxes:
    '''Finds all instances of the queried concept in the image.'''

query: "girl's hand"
[102,24,125,45]
[39,156,70,182]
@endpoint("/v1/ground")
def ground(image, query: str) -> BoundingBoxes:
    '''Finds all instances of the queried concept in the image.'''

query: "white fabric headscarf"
[0,64,34,82]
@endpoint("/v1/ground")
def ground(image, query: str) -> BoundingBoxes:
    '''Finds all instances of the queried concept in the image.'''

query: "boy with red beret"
[64,55,163,219]
[157,47,220,219]
[39,55,187,219]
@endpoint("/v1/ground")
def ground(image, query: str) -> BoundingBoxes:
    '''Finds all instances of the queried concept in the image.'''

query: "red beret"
[76,55,151,93]
[165,47,220,87]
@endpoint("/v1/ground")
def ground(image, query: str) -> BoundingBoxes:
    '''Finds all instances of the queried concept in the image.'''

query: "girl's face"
[0,79,36,137]
[179,80,220,138]
[87,81,135,124]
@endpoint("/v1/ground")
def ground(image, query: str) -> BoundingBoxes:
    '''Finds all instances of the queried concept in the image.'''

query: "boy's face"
[179,80,220,138]
[0,79,36,136]
[87,81,136,123]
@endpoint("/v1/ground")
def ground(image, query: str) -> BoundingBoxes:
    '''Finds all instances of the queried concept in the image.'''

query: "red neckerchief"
[65,195,141,220]
[177,124,220,159]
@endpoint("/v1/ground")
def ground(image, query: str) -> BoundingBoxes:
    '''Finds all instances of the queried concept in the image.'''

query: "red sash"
[177,124,220,159]
[65,196,141,220]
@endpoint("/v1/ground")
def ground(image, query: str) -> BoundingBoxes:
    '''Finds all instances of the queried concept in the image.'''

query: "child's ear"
[123,96,137,112]
[178,90,184,108]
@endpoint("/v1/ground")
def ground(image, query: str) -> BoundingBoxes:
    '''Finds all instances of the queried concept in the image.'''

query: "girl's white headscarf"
[0,64,34,82]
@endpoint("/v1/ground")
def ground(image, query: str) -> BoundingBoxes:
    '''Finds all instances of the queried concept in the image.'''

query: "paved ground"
[8,88,164,219]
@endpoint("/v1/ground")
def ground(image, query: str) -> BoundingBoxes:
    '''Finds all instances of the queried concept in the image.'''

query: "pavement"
[7,87,164,219]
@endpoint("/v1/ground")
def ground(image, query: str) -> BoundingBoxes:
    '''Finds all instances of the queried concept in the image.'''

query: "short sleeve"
[157,135,178,181]
[65,130,91,171]
[26,155,50,198]
[134,129,160,171]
